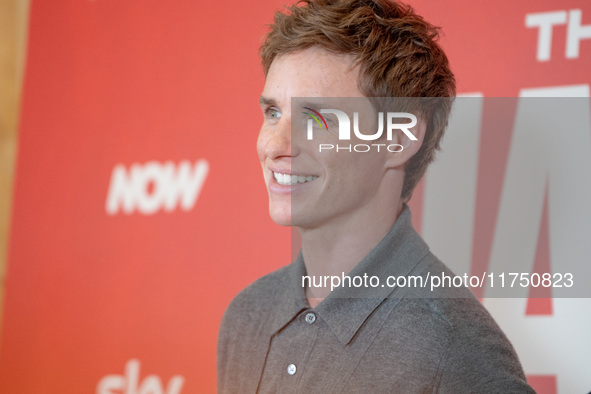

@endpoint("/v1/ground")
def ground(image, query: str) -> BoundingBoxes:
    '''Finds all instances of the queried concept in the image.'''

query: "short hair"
[260,0,456,200]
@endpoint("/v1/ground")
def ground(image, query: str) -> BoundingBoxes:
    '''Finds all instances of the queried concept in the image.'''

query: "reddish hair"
[260,0,456,200]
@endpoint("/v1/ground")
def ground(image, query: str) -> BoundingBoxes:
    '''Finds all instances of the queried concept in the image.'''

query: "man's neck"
[301,200,404,307]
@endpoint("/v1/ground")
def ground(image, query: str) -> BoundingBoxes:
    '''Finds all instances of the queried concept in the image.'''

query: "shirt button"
[287,364,297,375]
[305,312,316,324]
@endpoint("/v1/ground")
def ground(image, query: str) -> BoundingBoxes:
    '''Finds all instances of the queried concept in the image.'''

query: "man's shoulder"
[398,254,532,392]
[406,254,510,339]
[409,254,481,313]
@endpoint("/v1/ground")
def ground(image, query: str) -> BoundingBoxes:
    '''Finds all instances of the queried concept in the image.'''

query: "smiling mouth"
[273,172,319,186]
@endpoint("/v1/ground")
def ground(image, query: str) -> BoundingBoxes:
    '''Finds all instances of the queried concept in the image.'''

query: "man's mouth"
[273,172,319,186]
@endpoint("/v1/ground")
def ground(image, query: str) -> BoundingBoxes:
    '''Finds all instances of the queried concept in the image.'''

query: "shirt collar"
[270,204,430,345]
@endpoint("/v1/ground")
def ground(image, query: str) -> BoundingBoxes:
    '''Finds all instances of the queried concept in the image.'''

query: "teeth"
[273,172,318,185]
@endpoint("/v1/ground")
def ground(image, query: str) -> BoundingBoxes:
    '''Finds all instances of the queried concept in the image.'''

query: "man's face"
[257,46,394,230]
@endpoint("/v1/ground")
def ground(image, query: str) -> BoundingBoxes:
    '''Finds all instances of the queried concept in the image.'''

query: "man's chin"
[269,209,291,227]
[269,205,314,228]
[272,220,292,227]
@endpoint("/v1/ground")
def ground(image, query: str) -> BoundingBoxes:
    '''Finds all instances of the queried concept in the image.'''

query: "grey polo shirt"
[217,206,534,393]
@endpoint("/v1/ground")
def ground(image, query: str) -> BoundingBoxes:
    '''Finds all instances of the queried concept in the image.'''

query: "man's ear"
[384,117,426,169]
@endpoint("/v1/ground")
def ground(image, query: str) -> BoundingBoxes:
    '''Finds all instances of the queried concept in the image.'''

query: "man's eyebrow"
[259,96,277,106]
[259,96,333,110]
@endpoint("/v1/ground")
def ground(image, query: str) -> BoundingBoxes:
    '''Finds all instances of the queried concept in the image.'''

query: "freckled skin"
[258,47,395,231]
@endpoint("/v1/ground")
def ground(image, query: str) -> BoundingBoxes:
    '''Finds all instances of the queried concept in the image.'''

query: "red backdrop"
[1,0,590,393]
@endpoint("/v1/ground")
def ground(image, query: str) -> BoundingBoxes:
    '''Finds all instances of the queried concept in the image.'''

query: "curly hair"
[260,0,456,200]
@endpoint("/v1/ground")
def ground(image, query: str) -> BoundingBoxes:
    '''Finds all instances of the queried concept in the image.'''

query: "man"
[218,0,534,392]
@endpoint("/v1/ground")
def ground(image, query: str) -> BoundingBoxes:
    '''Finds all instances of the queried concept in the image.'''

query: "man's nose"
[264,116,299,159]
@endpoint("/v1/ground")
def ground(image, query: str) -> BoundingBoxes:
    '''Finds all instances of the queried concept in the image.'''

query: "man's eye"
[265,108,281,119]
